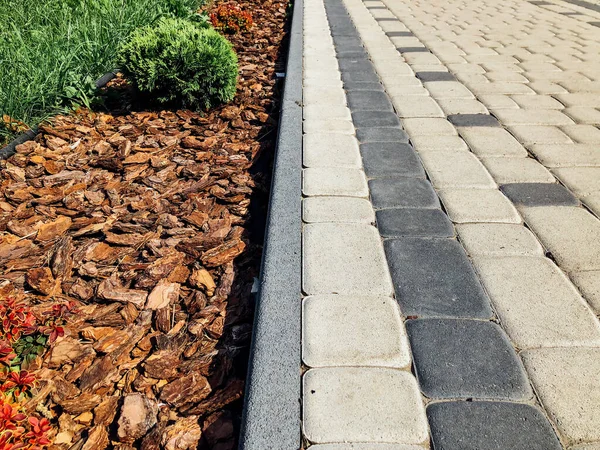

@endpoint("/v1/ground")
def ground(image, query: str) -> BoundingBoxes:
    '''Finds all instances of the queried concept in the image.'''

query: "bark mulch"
[0,0,289,447]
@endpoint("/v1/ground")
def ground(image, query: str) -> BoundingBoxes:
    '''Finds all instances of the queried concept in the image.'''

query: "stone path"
[301,0,600,448]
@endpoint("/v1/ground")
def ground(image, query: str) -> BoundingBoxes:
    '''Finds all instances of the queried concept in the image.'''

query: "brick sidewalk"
[301,0,600,448]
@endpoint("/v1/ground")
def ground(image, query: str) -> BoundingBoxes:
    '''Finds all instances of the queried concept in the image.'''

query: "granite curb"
[238,0,303,447]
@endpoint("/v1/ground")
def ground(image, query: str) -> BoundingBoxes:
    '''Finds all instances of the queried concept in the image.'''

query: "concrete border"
[238,0,303,448]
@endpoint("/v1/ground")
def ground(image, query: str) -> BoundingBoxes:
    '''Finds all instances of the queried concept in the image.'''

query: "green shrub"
[119,17,238,110]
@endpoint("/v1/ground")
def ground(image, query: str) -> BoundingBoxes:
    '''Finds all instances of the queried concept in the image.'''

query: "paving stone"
[304,104,350,120]
[437,98,489,115]
[352,111,401,128]
[459,127,528,157]
[520,206,600,271]
[302,197,375,224]
[493,109,575,126]
[303,134,362,168]
[447,114,500,127]
[356,127,409,143]
[369,178,440,209]
[420,152,496,189]
[553,167,600,197]
[346,90,393,111]
[342,70,380,83]
[456,223,544,256]
[468,82,535,95]
[386,85,429,96]
[472,256,600,348]
[561,125,600,144]
[302,168,369,197]
[376,208,454,237]
[424,81,475,99]
[583,192,600,217]
[509,125,573,145]
[304,86,347,106]
[439,189,521,223]
[360,143,425,178]
[386,31,414,37]
[527,81,568,94]
[529,144,600,167]
[571,271,600,314]
[427,401,562,450]
[303,223,393,295]
[338,58,374,72]
[416,71,456,82]
[481,158,555,183]
[391,95,445,118]
[384,238,492,318]
[397,47,429,53]
[402,118,457,136]
[500,182,580,206]
[564,107,600,124]
[302,295,410,368]
[477,94,519,109]
[522,348,600,443]
[304,118,354,134]
[409,135,469,153]
[303,367,428,444]
[407,319,532,400]
[510,94,565,110]
[344,81,385,91]
[485,71,529,83]
[570,444,600,450]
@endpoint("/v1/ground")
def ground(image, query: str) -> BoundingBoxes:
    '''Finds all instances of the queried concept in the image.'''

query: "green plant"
[119,17,238,110]
[0,0,207,144]
[210,3,253,34]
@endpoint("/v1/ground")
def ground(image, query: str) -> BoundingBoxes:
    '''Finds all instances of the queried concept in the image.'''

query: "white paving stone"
[457,223,544,256]
[481,157,555,183]
[303,134,362,168]
[459,127,528,157]
[409,135,469,153]
[420,152,496,188]
[302,223,394,296]
[509,125,573,145]
[439,189,521,223]
[520,206,600,272]
[521,348,600,443]
[302,197,375,224]
[473,257,600,348]
[553,167,600,197]
[390,95,445,118]
[302,168,369,197]
[311,445,424,450]
[302,295,411,368]
[304,104,351,120]
[304,119,354,134]
[571,271,600,314]
[529,144,600,168]
[303,367,428,444]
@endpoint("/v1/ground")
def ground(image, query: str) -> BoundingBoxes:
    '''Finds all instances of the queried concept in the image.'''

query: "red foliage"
[0,299,36,344]
[1,372,35,398]
[210,3,254,34]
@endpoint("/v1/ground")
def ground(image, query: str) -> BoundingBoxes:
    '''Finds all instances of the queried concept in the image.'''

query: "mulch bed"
[0,0,289,447]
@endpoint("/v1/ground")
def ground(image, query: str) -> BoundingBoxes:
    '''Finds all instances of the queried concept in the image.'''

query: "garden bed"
[0,0,290,447]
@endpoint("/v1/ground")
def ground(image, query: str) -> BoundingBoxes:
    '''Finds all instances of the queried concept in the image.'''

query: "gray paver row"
[316,1,565,449]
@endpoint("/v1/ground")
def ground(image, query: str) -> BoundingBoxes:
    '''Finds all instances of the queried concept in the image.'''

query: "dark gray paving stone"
[500,182,580,206]
[338,59,373,72]
[377,208,454,237]
[361,143,425,178]
[344,81,384,91]
[406,319,532,399]
[448,114,500,127]
[356,127,409,144]
[416,71,455,82]
[337,51,369,60]
[427,401,562,450]
[591,21,600,27]
[346,90,392,111]
[384,238,492,318]
[369,178,439,209]
[386,31,414,37]
[341,70,380,83]
[352,111,401,128]
[397,47,430,53]
[332,36,362,47]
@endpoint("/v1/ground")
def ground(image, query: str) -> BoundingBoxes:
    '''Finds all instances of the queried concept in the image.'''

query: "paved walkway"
[301,0,600,448]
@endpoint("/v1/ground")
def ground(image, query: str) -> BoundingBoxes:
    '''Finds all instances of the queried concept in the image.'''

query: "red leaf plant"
[0,299,36,344]
[210,3,254,34]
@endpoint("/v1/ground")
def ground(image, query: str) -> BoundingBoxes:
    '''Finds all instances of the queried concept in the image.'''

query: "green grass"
[0,0,204,144]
